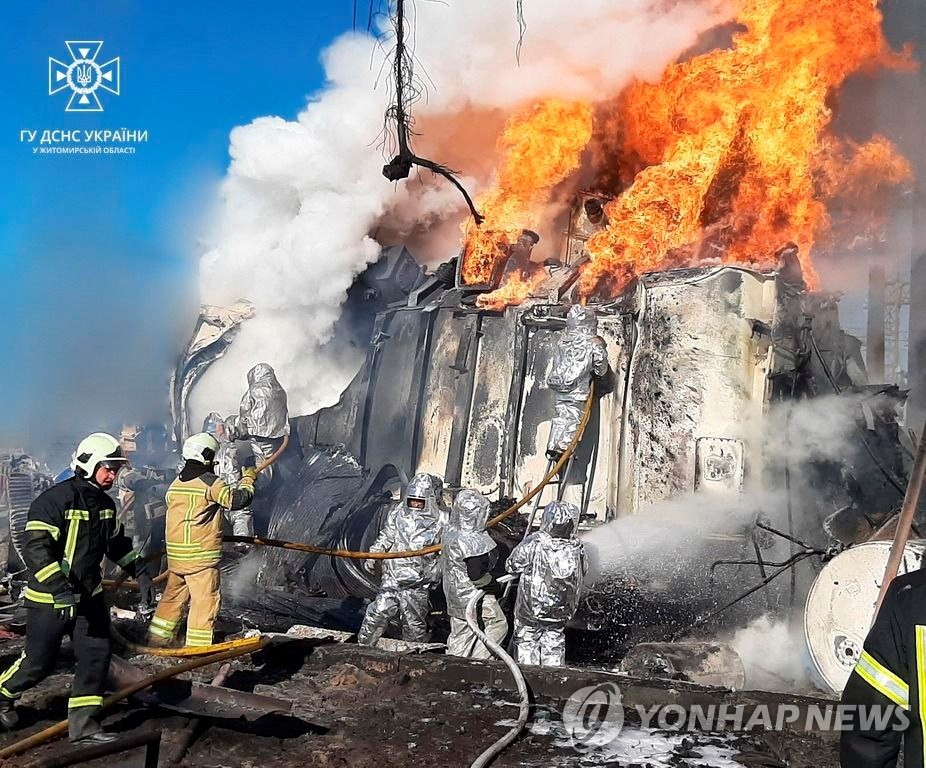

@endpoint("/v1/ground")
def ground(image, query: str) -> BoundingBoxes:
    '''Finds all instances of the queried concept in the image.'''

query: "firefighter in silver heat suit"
[441,489,509,659]
[358,473,444,645]
[233,363,289,537]
[507,500,587,666]
[546,305,608,459]
[202,412,241,486]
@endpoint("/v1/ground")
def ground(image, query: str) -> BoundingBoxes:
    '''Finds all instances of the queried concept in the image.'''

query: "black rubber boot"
[68,709,116,743]
[72,731,119,745]
[0,698,18,730]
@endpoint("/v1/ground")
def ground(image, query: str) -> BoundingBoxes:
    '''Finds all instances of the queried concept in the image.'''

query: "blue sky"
[1,1,357,454]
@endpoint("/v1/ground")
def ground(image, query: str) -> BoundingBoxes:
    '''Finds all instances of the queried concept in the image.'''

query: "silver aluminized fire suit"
[546,305,607,457]
[202,412,241,486]
[507,500,587,666]
[357,473,444,645]
[441,489,508,659]
[234,363,289,536]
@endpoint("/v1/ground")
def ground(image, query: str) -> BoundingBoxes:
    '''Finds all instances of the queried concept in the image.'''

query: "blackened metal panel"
[623,268,778,513]
[302,313,388,458]
[416,309,480,484]
[460,313,519,495]
[361,309,433,475]
[511,325,558,503]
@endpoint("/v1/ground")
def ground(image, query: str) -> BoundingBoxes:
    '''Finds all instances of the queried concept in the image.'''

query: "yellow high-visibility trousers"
[148,568,221,647]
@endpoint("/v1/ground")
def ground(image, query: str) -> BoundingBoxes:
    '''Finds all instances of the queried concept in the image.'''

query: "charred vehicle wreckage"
[169,193,920,694]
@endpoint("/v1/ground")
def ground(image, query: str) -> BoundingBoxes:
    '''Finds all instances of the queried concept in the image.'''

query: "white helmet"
[70,432,128,478]
[182,432,220,464]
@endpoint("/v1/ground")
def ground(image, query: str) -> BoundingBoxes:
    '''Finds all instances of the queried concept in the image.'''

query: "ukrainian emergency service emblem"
[49,41,120,113]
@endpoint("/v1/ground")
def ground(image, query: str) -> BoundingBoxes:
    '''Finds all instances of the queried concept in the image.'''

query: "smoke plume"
[193,0,731,421]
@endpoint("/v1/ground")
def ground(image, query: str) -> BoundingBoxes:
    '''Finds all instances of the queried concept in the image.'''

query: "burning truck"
[171,190,914,690]
[172,0,920,694]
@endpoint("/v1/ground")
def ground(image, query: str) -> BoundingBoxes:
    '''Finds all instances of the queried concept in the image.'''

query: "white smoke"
[194,0,732,421]
[727,615,818,693]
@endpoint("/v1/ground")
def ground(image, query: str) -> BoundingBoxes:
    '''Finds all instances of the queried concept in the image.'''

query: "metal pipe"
[26,729,162,768]
[0,636,271,761]
[867,264,886,382]
[521,459,553,542]
[874,420,926,619]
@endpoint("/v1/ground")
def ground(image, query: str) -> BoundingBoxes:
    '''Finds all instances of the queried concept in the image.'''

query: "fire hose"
[464,574,528,768]
[105,392,592,654]
[102,433,292,592]
[224,385,595,560]
[0,635,270,762]
[109,624,266,658]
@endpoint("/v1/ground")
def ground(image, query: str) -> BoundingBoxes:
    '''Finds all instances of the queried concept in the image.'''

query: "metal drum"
[804,540,925,693]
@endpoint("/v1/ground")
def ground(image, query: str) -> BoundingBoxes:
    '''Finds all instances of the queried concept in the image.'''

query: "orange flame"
[461,99,594,292]
[580,0,913,296]
[476,269,549,311]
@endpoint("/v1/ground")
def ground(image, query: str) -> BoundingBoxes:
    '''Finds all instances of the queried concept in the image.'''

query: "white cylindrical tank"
[804,540,925,693]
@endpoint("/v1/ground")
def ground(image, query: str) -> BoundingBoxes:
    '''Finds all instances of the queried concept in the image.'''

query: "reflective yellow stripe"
[35,562,62,583]
[151,616,178,630]
[24,588,55,604]
[917,626,926,766]
[117,550,140,567]
[855,650,910,709]
[64,509,90,520]
[166,549,221,561]
[0,653,25,697]
[215,482,233,508]
[24,521,60,540]
[185,628,213,646]
[99,510,115,519]
[62,516,81,575]
[68,695,103,709]
[167,487,207,546]
[149,624,174,639]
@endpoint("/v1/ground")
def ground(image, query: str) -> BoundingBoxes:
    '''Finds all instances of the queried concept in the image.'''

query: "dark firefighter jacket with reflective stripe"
[22,475,142,608]
[841,570,926,768]
[164,470,253,575]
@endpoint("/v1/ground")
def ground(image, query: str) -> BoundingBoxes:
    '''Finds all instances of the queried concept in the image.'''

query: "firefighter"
[202,412,241,486]
[506,500,587,667]
[0,433,153,743]
[147,433,255,648]
[840,570,923,767]
[546,305,608,460]
[441,489,508,659]
[357,473,444,645]
[230,363,289,537]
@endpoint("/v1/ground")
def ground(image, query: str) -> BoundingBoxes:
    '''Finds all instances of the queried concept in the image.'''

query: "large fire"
[460,0,913,307]
[459,100,593,296]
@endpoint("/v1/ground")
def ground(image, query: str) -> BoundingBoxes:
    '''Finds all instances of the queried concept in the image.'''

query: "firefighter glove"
[241,467,258,483]
[53,592,78,622]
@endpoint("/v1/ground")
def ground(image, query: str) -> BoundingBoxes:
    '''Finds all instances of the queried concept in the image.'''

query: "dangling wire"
[380,0,484,223]
[515,0,527,64]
